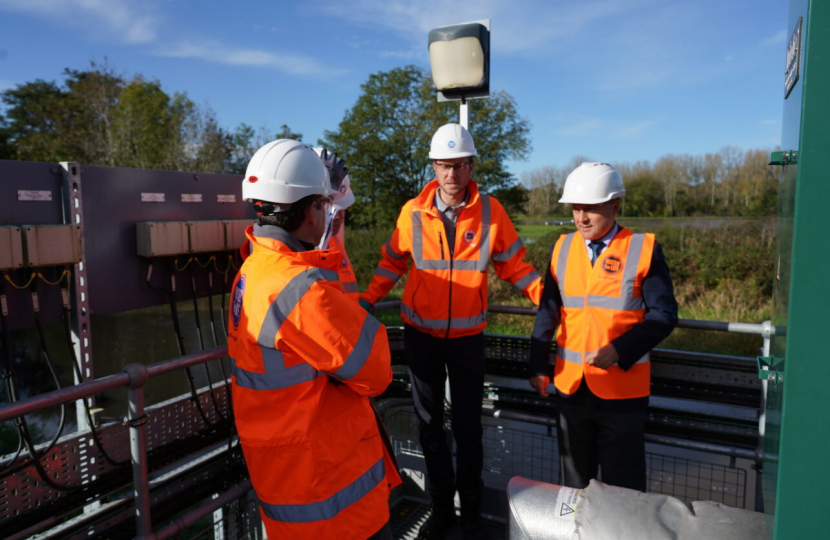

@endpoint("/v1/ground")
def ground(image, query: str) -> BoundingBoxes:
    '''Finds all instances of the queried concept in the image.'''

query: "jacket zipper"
[445,230,454,339]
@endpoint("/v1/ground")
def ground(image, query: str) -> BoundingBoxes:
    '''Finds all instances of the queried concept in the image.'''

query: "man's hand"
[585,344,619,369]
[529,375,551,397]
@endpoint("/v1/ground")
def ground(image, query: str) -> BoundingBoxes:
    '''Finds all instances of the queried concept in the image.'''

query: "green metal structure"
[765,0,830,537]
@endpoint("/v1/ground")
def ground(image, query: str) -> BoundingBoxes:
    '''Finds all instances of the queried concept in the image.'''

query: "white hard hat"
[242,140,337,205]
[559,162,626,204]
[429,123,477,160]
[313,147,355,210]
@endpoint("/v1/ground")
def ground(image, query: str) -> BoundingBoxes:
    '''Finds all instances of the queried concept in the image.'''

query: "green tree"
[320,65,531,228]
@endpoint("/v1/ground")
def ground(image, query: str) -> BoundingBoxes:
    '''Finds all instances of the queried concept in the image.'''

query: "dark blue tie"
[589,240,605,266]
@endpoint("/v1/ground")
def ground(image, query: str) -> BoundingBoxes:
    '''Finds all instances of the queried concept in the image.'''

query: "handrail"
[0,346,227,423]
[377,300,788,337]
[0,305,783,535]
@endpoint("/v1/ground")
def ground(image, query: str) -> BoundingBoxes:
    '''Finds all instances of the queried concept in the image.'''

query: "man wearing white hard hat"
[528,162,678,492]
[227,140,401,539]
[360,124,543,539]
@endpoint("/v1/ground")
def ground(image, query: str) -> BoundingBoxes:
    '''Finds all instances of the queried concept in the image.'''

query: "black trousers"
[556,396,647,492]
[404,325,486,505]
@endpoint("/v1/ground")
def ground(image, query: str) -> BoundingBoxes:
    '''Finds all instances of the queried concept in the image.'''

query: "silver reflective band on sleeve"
[561,297,585,308]
[341,281,358,294]
[513,271,541,292]
[635,352,650,365]
[258,458,385,523]
[384,236,407,260]
[257,268,339,347]
[556,346,582,365]
[374,266,403,282]
[329,315,381,381]
[230,349,320,391]
[401,303,486,331]
[493,237,523,262]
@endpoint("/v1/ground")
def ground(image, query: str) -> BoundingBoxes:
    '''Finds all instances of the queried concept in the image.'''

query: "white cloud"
[553,117,604,138]
[0,0,159,44]
[763,29,787,47]
[156,42,344,77]
[613,120,658,139]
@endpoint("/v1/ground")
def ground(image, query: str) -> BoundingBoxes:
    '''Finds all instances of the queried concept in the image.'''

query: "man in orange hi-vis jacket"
[228,139,401,540]
[529,162,678,493]
[360,124,542,540]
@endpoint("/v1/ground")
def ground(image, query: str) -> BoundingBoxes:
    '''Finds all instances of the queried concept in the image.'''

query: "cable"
[188,264,225,420]
[206,267,232,404]
[164,258,211,427]
[57,267,119,467]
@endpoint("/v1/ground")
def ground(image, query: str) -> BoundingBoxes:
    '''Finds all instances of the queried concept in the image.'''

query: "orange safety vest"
[361,179,542,339]
[228,225,401,539]
[329,233,358,302]
[551,227,655,399]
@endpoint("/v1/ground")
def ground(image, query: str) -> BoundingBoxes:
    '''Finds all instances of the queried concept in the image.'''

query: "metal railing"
[0,346,239,540]
[0,306,785,537]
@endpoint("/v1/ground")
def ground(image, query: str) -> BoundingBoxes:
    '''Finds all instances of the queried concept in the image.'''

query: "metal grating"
[389,498,506,540]
[0,383,231,529]
[384,408,747,508]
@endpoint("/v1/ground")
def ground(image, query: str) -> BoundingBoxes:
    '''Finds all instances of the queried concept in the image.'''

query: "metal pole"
[460,98,469,129]
[753,320,773,512]
[124,363,154,540]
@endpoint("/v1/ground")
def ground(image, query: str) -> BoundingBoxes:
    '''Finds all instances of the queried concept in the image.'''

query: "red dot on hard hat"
[249,176,258,183]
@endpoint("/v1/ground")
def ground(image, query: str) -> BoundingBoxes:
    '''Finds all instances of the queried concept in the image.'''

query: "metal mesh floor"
[384,408,746,509]
[389,498,506,540]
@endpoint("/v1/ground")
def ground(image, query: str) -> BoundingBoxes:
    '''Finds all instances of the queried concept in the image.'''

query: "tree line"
[522,147,778,218]
[0,63,777,227]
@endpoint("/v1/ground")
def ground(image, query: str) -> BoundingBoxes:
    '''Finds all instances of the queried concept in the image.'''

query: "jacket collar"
[252,224,307,252]
[413,179,482,214]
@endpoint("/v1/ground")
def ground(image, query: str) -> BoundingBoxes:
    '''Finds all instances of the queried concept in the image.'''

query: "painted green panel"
[768,0,830,538]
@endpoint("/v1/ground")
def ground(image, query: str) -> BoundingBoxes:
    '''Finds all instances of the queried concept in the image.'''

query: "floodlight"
[428,21,490,102]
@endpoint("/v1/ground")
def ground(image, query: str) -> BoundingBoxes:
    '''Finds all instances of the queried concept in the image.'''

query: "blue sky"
[0,0,786,180]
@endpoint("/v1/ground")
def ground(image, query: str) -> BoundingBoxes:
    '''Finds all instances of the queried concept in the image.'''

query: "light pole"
[428,20,491,130]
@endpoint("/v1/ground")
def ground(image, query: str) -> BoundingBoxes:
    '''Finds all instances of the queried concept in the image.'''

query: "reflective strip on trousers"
[257,268,339,347]
[401,303,486,331]
[258,458,385,523]
[556,232,648,310]
[411,195,491,272]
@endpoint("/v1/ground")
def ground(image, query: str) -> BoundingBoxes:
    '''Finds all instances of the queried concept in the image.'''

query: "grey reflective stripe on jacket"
[555,232,647,311]
[410,194,492,272]
[401,303,487,332]
[258,458,385,523]
[232,268,379,390]
[556,345,650,366]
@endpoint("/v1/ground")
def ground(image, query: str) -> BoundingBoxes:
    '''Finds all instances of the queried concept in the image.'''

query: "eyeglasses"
[313,197,333,212]
[434,161,472,172]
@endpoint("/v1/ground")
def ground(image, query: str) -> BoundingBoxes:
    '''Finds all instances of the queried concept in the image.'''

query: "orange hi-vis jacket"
[228,225,401,539]
[551,227,655,399]
[329,233,358,302]
[360,179,542,339]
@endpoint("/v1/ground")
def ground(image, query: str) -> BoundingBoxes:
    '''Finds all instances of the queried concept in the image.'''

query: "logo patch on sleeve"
[231,274,246,330]
[463,230,476,243]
